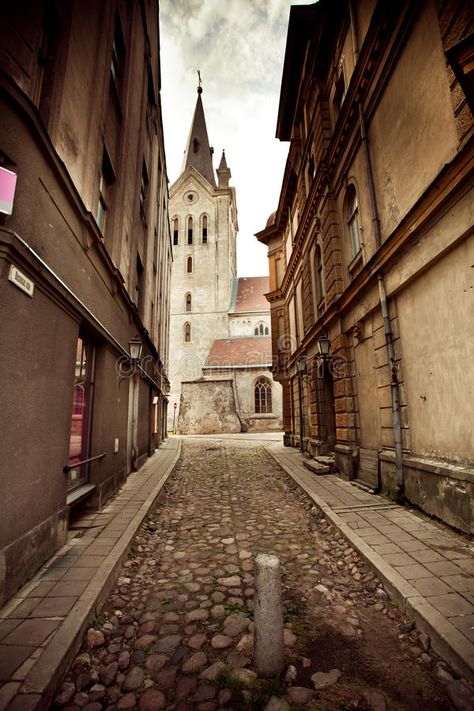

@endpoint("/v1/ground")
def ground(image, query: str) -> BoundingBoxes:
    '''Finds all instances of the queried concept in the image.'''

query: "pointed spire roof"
[182,84,216,188]
[217,149,231,188]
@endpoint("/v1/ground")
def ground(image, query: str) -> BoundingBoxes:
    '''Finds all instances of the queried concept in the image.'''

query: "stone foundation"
[380,450,473,534]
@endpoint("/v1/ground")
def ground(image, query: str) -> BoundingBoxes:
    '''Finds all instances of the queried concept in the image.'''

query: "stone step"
[303,460,332,476]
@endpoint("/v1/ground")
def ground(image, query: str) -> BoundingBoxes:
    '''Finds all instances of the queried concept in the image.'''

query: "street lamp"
[129,335,142,362]
[317,336,331,357]
[296,356,307,452]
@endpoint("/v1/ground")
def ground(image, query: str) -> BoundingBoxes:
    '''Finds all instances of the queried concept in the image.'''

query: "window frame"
[254,377,272,414]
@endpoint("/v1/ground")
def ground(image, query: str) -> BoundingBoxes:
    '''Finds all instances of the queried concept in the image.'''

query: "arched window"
[184,322,191,342]
[255,377,272,414]
[185,293,192,312]
[265,326,269,335]
[187,216,193,245]
[345,186,360,257]
[254,327,259,335]
[202,215,208,243]
[187,256,193,273]
[315,244,324,304]
[172,217,179,245]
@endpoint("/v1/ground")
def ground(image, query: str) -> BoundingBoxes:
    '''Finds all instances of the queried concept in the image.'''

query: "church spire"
[182,75,216,188]
[217,149,231,188]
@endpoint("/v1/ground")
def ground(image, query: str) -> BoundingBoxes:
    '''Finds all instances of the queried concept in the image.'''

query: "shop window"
[255,377,272,414]
[66,337,95,492]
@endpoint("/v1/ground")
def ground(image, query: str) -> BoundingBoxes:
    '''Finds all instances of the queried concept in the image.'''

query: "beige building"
[257,0,473,533]
[168,87,282,433]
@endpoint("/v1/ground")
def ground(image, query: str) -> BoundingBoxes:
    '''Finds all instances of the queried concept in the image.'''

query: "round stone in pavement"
[138,687,166,710]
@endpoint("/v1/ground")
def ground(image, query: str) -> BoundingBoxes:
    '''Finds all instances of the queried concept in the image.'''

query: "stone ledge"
[380,450,474,484]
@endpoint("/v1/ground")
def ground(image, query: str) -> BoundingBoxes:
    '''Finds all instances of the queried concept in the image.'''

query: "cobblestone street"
[53,438,463,710]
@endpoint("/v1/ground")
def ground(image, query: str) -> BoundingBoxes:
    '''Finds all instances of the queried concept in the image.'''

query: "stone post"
[254,553,285,677]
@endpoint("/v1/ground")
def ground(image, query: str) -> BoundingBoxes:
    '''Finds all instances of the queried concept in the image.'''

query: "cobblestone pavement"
[52,438,472,710]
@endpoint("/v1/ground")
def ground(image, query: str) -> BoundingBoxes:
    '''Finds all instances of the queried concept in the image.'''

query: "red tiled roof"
[205,337,272,368]
[231,277,269,313]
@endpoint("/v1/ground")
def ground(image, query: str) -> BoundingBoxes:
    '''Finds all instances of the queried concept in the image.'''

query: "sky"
[159,0,315,277]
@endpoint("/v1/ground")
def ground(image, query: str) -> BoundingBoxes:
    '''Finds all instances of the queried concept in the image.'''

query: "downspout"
[358,106,404,497]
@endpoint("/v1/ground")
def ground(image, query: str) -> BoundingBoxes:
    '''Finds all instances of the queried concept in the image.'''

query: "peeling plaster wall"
[178,380,241,434]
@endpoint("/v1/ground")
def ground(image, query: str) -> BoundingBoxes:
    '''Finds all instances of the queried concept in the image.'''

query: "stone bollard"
[254,553,285,678]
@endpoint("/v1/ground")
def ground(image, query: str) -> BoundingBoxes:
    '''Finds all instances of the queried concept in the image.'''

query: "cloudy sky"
[159,0,314,276]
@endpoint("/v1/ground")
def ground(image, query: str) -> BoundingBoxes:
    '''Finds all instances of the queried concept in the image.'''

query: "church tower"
[168,83,238,427]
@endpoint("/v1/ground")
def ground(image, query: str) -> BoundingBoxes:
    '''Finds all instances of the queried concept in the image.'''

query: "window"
[254,327,258,335]
[135,254,144,308]
[202,215,208,243]
[187,216,193,245]
[110,14,126,105]
[66,337,95,492]
[265,326,269,335]
[185,293,192,312]
[140,161,149,223]
[255,377,272,414]
[187,256,193,273]
[193,138,199,154]
[96,148,114,234]
[345,186,361,257]
[173,218,179,245]
[184,322,191,342]
[315,244,324,304]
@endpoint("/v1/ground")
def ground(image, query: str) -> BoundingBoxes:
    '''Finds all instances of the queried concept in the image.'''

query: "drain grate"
[333,502,401,514]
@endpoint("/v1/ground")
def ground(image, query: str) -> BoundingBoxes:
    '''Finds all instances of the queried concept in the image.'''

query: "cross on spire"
[197,69,202,94]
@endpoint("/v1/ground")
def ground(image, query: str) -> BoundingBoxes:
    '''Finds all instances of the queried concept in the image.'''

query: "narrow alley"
[50,437,462,710]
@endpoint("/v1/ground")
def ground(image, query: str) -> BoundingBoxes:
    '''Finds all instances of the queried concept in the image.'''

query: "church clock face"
[185,190,198,203]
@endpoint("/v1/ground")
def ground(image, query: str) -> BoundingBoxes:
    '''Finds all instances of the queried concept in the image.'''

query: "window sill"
[67,483,96,508]
[250,413,277,419]
[348,249,363,274]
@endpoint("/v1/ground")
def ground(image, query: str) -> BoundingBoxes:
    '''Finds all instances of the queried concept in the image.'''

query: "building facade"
[0,0,172,606]
[168,87,282,434]
[257,0,473,532]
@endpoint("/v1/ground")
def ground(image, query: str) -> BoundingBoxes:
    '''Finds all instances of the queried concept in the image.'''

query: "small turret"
[217,149,231,188]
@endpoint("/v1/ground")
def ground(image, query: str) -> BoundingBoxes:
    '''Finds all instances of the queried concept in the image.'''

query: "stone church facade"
[168,87,282,434]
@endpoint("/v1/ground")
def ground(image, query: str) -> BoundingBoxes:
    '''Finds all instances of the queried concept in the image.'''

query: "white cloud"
[160,0,314,275]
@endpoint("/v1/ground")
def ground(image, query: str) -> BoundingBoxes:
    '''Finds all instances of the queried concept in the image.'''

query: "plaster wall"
[178,380,241,434]
[229,315,270,337]
[369,1,459,241]
[234,370,283,431]
[396,236,474,463]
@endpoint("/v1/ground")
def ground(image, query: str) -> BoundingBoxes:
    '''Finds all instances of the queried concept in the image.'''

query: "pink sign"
[0,166,17,215]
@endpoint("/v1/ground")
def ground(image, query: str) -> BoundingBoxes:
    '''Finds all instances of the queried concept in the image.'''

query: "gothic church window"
[202,215,208,243]
[184,322,191,342]
[255,377,272,414]
[185,293,192,312]
[187,216,193,245]
[187,256,193,273]
[173,218,179,245]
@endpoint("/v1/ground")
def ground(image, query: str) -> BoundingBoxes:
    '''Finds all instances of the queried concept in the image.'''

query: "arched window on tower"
[187,256,193,273]
[187,216,193,245]
[265,326,269,335]
[202,215,208,243]
[185,293,192,312]
[184,322,191,342]
[255,377,272,414]
[172,217,179,245]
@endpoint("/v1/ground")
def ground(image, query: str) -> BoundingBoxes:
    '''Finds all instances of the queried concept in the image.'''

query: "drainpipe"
[357,107,404,497]
[378,276,404,499]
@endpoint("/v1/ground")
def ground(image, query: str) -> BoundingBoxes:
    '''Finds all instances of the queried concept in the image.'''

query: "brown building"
[257,0,473,533]
[0,0,172,606]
